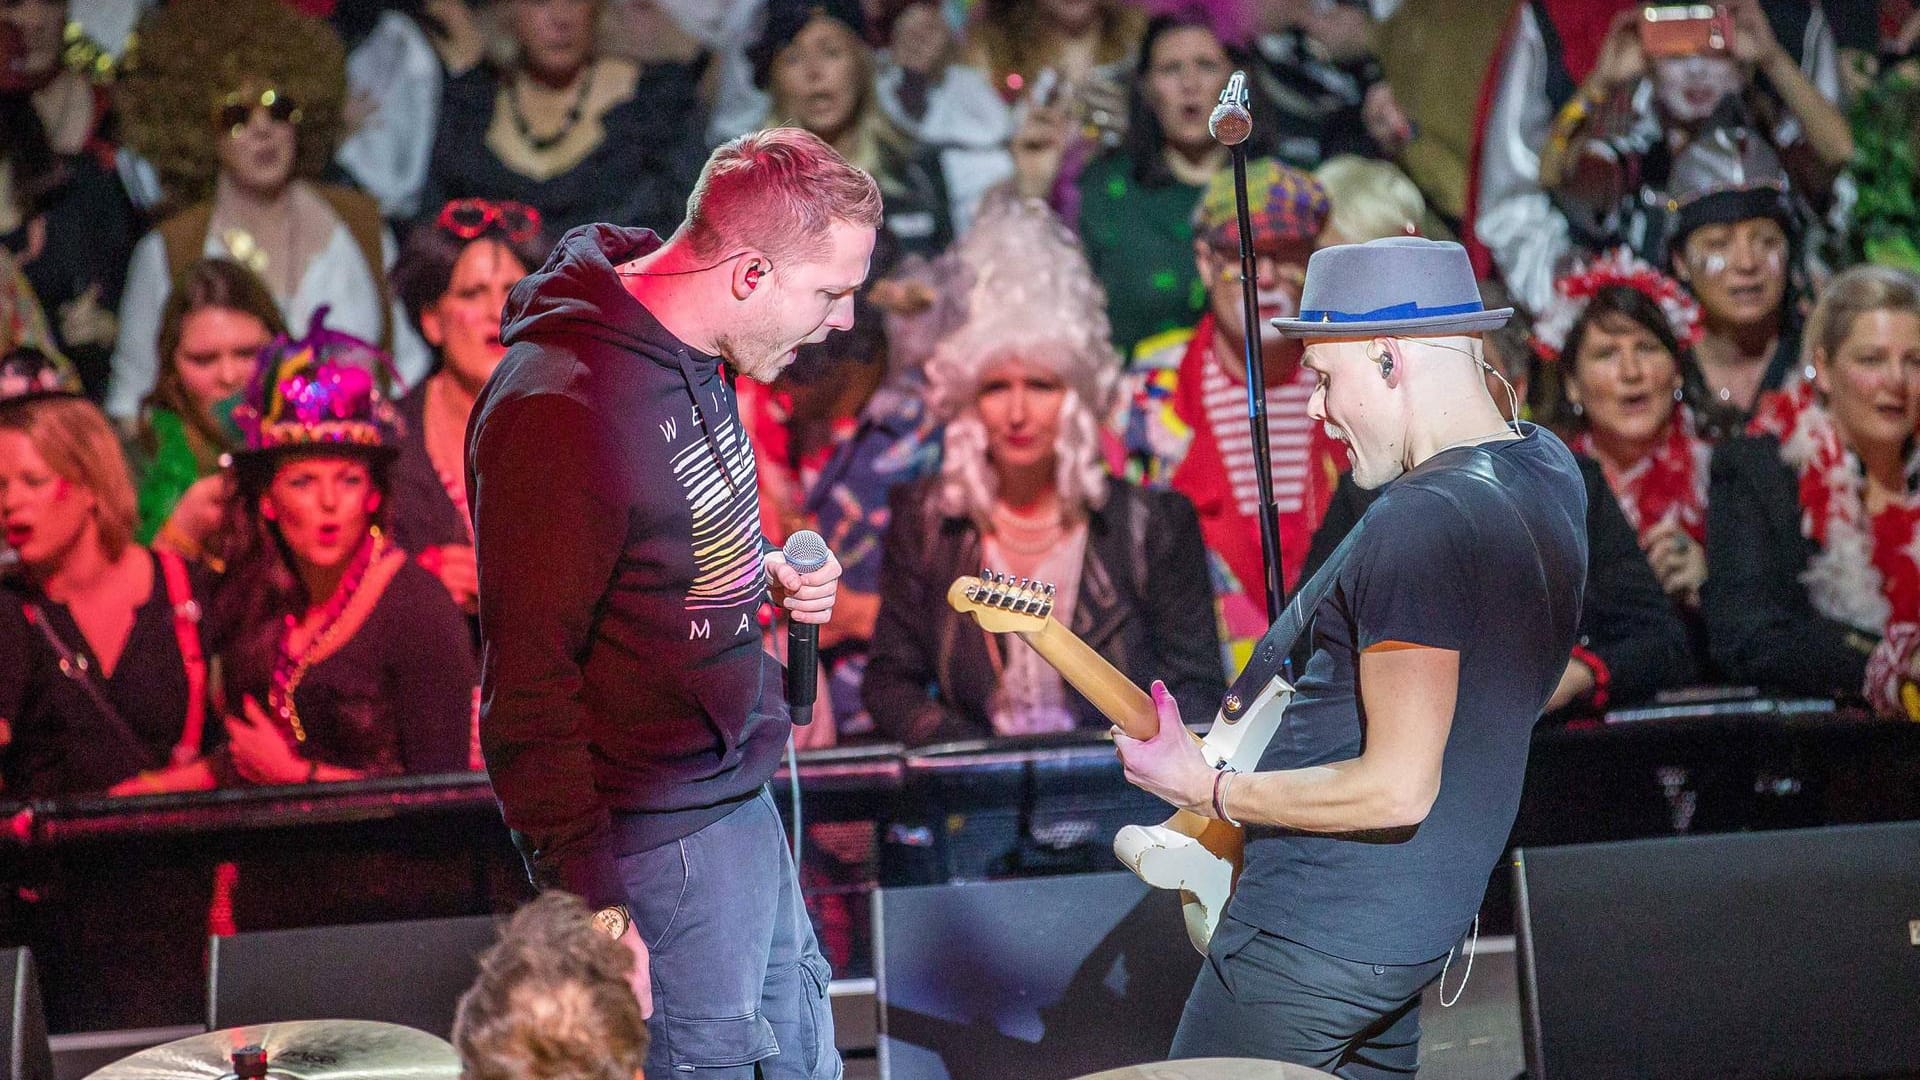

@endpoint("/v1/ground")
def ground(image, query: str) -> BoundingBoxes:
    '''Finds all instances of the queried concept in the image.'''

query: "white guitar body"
[1113,675,1293,954]
[942,571,1293,957]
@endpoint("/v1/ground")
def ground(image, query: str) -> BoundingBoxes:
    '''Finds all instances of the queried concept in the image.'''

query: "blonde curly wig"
[118,0,347,206]
[923,196,1122,525]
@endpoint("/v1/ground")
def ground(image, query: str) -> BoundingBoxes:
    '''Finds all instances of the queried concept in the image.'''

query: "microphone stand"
[1211,71,1286,627]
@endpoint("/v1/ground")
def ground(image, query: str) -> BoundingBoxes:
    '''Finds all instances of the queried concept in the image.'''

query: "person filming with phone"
[1537,0,1852,266]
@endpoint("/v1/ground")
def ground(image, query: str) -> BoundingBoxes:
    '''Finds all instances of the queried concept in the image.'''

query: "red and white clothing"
[1573,406,1713,547]
[1118,316,1348,676]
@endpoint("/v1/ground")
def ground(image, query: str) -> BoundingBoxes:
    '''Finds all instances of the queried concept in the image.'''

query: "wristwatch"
[593,904,631,940]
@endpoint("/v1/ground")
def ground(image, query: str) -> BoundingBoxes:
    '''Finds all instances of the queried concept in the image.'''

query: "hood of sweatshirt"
[500,222,739,464]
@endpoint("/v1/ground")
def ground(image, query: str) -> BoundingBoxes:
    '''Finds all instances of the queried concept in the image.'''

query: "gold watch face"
[594,905,630,939]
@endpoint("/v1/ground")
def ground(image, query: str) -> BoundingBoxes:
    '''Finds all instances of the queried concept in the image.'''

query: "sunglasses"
[436,199,543,244]
[215,87,302,134]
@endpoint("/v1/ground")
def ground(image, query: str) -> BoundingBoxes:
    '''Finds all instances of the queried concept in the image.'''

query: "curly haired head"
[118,0,346,206]
[454,893,649,1080]
[922,196,1120,524]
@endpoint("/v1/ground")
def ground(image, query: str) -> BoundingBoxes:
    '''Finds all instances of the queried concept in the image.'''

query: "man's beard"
[717,317,795,383]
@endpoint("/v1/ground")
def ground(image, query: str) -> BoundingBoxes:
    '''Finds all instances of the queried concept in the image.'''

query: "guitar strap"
[1221,445,1507,720]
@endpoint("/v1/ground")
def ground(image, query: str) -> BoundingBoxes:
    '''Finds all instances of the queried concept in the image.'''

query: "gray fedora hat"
[1272,236,1513,338]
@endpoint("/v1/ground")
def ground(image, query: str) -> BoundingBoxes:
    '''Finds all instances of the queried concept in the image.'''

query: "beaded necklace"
[505,63,596,154]
[267,527,389,743]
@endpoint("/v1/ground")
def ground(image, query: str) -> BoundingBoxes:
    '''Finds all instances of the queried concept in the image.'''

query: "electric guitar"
[947,570,1292,953]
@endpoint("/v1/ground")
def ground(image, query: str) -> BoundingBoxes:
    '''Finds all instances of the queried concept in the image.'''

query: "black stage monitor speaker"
[0,949,51,1080]
[1514,820,1920,1080]
[209,915,500,1039]
[874,871,1202,1080]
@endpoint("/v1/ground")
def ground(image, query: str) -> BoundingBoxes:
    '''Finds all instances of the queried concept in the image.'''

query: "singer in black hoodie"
[466,129,881,1080]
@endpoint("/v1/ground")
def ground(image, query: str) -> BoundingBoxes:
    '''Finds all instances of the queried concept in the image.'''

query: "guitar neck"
[1020,618,1160,740]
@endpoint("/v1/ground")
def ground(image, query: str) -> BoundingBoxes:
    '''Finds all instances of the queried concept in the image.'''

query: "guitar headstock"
[946,569,1057,635]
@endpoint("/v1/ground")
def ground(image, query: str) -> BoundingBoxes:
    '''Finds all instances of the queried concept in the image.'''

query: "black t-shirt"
[0,551,210,797]
[1232,426,1588,965]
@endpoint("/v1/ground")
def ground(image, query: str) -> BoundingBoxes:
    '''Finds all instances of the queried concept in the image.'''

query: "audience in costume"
[109,0,428,418]
[422,0,707,237]
[0,12,138,399]
[206,315,475,785]
[864,197,1220,744]
[1539,1,1852,265]
[130,259,285,553]
[1706,263,1920,714]
[1116,158,1344,674]
[752,0,958,262]
[1075,13,1267,361]
[387,198,545,614]
[0,349,218,796]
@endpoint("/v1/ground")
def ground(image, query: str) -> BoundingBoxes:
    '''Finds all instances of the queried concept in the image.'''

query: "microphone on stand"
[1208,70,1252,146]
[781,530,831,722]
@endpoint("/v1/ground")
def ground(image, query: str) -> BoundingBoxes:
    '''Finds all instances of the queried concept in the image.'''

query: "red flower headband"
[1533,248,1704,363]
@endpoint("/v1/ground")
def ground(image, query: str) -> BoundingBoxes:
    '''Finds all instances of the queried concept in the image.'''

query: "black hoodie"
[467,224,788,907]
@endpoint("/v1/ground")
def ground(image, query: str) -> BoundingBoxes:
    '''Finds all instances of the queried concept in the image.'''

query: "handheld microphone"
[1208,70,1252,146]
[781,530,830,723]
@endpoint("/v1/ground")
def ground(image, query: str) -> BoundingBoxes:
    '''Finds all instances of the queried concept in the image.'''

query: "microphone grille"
[782,529,831,574]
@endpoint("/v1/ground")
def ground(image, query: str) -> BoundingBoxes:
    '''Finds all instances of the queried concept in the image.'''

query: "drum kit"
[78,1020,1333,1080]
[81,1019,459,1080]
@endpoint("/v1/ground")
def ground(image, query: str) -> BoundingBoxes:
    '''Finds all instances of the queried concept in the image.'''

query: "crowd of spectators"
[2,0,1920,803]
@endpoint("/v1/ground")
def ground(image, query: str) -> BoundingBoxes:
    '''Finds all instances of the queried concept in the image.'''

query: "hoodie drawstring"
[676,352,744,498]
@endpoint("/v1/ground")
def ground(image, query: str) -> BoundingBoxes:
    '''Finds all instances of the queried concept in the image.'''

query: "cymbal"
[1071,1059,1339,1080]
[84,1019,460,1080]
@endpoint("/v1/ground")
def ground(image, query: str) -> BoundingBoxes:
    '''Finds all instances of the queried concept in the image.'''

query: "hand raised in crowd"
[1010,97,1072,200]
[226,696,311,786]
[1641,517,1706,610]
[1726,0,1786,69]
[155,472,233,559]
[1588,7,1647,95]
[420,543,479,614]
[1362,82,1414,158]
[58,284,118,351]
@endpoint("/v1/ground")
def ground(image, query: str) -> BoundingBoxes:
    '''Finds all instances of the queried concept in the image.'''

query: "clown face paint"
[1654,55,1742,123]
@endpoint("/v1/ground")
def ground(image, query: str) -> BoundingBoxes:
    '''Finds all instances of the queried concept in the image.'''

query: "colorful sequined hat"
[228,308,400,467]
[0,347,85,407]
[1193,157,1329,252]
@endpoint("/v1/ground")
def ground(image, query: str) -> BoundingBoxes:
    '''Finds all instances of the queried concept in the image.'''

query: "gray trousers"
[1169,915,1451,1078]
[619,787,841,1078]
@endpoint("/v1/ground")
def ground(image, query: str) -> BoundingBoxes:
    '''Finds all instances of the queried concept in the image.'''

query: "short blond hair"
[1314,155,1426,245]
[1805,264,1920,369]
[681,127,883,264]
[0,397,139,559]
[454,893,649,1080]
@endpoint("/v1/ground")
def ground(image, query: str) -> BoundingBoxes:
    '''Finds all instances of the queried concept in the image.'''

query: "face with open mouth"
[1817,307,1920,460]
[1654,55,1741,124]
[1143,24,1232,156]
[262,455,380,574]
[1566,310,1683,454]
[422,239,529,388]
[1679,218,1788,332]
[0,427,98,572]
[772,15,865,145]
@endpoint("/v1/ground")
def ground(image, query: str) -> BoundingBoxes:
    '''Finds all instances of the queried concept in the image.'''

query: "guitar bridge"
[969,568,1057,619]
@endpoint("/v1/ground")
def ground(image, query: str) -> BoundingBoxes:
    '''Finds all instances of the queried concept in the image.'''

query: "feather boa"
[1574,406,1712,546]
[1746,382,1920,636]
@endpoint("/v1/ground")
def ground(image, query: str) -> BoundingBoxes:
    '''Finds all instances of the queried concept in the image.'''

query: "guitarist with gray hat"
[1116,236,1588,1076]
